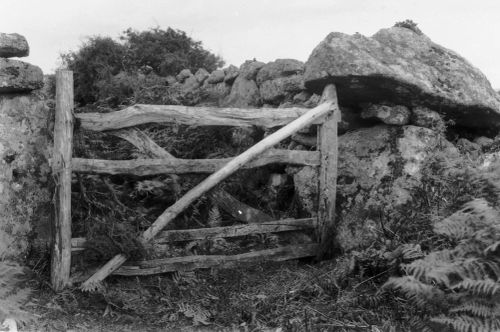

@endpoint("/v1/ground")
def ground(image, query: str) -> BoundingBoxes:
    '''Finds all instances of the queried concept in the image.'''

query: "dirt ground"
[20,259,404,332]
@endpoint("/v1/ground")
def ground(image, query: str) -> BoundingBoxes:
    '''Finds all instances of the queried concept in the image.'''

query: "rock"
[223,65,239,84]
[304,27,500,129]
[259,75,304,104]
[207,69,225,84]
[239,60,265,80]
[411,106,445,129]
[222,76,261,107]
[176,69,192,83]
[456,138,481,158]
[304,94,321,108]
[194,68,209,83]
[293,91,312,104]
[361,104,411,125]
[0,33,29,58]
[0,59,43,92]
[473,136,494,149]
[256,59,304,85]
[165,75,177,85]
[0,94,52,259]
[292,125,459,252]
[201,81,231,105]
[288,166,318,215]
[181,75,200,93]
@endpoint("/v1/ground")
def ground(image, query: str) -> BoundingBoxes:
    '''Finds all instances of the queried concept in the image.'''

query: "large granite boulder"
[0,33,29,58]
[293,125,459,252]
[0,94,52,259]
[222,76,261,107]
[0,58,43,92]
[304,27,500,129]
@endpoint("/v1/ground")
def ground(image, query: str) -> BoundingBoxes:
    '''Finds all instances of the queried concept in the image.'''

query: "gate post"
[316,84,340,259]
[51,70,74,291]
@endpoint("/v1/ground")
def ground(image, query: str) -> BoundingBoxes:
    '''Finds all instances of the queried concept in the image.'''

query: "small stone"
[165,75,177,85]
[411,106,445,129]
[0,58,43,92]
[0,33,29,58]
[292,91,311,104]
[223,65,239,84]
[259,75,304,103]
[473,136,494,149]
[361,104,411,125]
[207,69,225,84]
[194,68,209,83]
[176,69,192,83]
[256,59,304,85]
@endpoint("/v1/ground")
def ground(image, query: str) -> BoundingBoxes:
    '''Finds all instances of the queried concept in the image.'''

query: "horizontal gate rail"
[113,244,319,276]
[75,104,325,131]
[72,149,320,175]
[71,218,316,252]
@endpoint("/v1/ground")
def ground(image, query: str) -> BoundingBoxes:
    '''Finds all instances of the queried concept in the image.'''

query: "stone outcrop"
[0,58,43,92]
[304,27,500,129]
[0,33,50,261]
[0,33,29,58]
[292,125,459,251]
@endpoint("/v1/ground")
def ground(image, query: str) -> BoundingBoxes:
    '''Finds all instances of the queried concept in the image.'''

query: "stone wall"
[0,33,51,260]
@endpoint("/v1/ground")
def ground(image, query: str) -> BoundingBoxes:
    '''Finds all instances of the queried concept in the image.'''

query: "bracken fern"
[384,162,500,331]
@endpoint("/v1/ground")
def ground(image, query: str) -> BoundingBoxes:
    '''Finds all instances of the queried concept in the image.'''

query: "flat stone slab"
[0,58,43,92]
[0,33,29,58]
[304,27,500,129]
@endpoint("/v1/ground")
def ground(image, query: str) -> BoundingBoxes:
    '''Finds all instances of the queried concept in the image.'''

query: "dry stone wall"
[0,33,51,260]
[166,25,500,253]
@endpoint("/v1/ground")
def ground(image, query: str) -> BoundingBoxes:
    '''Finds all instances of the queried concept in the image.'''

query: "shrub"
[394,19,423,35]
[62,27,224,105]
[384,163,500,331]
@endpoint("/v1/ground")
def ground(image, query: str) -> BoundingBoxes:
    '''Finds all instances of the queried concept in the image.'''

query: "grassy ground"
[22,258,411,332]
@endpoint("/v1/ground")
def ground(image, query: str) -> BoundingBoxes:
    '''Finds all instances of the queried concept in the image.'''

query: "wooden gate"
[50,69,340,291]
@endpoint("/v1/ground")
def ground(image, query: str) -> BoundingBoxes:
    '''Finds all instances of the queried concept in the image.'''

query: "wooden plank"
[76,104,324,131]
[81,90,336,290]
[72,149,320,175]
[113,244,319,275]
[51,70,74,292]
[71,218,315,251]
[316,85,340,259]
[112,128,271,223]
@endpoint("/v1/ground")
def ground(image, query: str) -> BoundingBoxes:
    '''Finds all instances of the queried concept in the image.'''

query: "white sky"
[1,0,500,87]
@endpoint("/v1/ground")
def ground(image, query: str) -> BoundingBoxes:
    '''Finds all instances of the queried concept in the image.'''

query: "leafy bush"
[62,27,224,105]
[394,19,423,35]
[384,163,500,331]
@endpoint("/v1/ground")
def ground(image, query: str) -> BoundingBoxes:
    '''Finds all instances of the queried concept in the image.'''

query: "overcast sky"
[2,0,500,87]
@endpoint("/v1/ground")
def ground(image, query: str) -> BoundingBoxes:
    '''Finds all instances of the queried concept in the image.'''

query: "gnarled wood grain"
[76,104,323,131]
[114,244,318,275]
[72,149,320,175]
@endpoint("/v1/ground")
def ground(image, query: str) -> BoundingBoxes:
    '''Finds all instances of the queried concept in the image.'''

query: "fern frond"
[383,276,443,307]
[431,314,500,332]
[450,302,500,318]
[452,278,500,296]
[207,205,222,227]
[484,241,500,255]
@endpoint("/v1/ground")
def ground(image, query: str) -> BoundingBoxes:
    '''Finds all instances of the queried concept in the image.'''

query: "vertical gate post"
[316,84,340,259]
[51,70,74,291]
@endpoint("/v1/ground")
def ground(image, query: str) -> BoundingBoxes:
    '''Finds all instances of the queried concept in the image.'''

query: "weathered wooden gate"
[50,69,340,291]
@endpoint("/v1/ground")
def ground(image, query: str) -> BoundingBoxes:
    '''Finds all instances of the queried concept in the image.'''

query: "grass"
[22,257,416,332]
